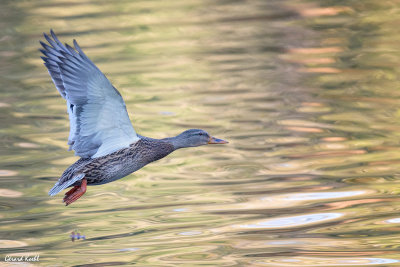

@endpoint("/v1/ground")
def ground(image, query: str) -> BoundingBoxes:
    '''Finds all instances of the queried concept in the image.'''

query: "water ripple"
[2,0,400,266]
[275,190,366,201]
[238,213,343,229]
[255,257,399,266]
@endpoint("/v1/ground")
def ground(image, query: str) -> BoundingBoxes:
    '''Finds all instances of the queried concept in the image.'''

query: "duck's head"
[172,129,228,149]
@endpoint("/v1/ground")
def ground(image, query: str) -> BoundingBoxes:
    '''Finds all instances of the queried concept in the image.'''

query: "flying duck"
[39,30,228,206]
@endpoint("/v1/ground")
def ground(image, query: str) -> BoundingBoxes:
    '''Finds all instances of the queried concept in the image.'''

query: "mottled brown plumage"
[61,137,175,186]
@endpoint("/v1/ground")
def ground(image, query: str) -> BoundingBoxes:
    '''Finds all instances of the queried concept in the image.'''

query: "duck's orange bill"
[208,136,229,144]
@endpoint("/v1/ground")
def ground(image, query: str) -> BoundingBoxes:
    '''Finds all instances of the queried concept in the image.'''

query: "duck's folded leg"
[63,178,87,206]
[64,185,79,199]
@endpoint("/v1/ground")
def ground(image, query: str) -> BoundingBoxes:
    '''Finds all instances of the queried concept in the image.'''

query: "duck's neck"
[162,136,185,150]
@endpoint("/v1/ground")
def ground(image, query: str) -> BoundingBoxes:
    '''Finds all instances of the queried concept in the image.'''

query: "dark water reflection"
[2,0,400,266]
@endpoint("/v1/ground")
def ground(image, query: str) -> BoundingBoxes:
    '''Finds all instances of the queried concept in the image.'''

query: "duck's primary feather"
[40,30,139,159]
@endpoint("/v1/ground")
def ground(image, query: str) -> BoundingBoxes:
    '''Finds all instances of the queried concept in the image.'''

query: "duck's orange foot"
[63,178,87,206]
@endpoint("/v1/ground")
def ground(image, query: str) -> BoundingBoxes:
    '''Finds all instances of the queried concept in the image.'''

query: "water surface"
[2,0,400,266]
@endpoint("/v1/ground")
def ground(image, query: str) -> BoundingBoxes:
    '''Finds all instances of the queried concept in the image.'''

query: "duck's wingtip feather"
[50,29,59,41]
[39,40,48,50]
[73,39,78,48]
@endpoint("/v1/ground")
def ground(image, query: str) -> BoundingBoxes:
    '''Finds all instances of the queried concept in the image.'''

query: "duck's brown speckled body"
[62,137,174,187]
[40,30,227,206]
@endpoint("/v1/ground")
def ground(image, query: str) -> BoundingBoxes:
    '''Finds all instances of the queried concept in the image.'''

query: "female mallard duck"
[40,30,228,206]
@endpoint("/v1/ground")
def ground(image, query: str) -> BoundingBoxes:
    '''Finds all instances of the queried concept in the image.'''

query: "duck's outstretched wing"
[40,30,139,158]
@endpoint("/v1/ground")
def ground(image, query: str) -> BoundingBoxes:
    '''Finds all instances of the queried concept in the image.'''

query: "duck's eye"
[199,133,203,136]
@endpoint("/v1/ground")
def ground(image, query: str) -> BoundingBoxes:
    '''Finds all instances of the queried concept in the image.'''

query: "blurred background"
[2,0,400,266]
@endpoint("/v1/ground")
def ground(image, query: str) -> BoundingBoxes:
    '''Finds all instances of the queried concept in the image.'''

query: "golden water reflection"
[2,0,400,266]
[237,213,343,229]
[255,257,399,266]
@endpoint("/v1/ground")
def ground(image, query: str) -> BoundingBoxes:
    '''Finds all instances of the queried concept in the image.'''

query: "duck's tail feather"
[48,173,85,196]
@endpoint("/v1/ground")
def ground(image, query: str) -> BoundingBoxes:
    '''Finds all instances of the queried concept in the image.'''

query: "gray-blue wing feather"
[40,30,139,158]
